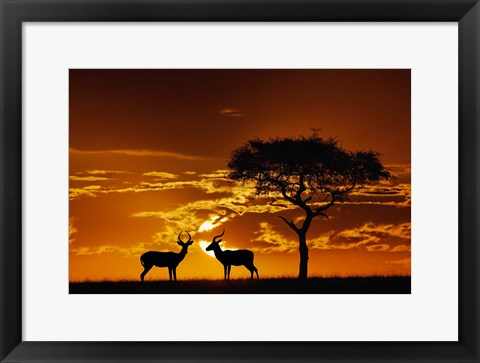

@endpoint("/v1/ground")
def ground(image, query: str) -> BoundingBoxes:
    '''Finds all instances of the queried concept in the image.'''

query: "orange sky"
[69,69,411,281]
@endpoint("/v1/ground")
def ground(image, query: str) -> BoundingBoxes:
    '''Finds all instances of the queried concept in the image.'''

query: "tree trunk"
[279,209,314,279]
[298,232,309,279]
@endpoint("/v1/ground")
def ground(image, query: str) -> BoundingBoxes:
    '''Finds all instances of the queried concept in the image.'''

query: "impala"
[140,231,193,281]
[205,229,259,280]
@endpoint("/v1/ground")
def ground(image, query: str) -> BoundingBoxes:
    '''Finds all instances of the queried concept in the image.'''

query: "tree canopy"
[228,134,393,215]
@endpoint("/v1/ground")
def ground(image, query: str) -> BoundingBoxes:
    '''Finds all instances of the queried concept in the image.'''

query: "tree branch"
[260,175,297,204]
[340,180,356,194]
[313,192,336,215]
[297,174,307,196]
[303,196,313,203]
[280,186,297,205]
[339,175,357,194]
[257,173,316,216]
[312,177,357,217]
[279,216,300,233]
[292,173,314,215]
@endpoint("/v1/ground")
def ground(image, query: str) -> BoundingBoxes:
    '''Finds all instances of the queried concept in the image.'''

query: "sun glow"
[198,216,220,232]
[199,240,216,258]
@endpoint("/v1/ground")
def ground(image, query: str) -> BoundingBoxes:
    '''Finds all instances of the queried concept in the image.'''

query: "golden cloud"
[199,170,229,178]
[337,222,411,240]
[69,218,77,245]
[69,176,112,181]
[71,241,160,257]
[251,222,297,254]
[385,257,411,266]
[365,244,391,252]
[349,182,411,207]
[83,185,102,190]
[70,147,207,160]
[306,222,411,252]
[390,244,411,252]
[219,108,246,117]
[143,171,179,179]
[69,188,97,199]
[78,170,132,175]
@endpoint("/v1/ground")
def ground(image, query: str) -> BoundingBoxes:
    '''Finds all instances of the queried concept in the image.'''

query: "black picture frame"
[1,1,479,362]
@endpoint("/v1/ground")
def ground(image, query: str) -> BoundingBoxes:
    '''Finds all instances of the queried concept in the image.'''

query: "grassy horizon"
[69,275,411,294]
[70,273,410,283]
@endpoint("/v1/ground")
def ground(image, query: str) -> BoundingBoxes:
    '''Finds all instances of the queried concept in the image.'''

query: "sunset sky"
[69,69,411,281]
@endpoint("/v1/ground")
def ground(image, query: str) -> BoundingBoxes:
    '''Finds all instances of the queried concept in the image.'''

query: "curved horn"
[185,231,192,242]
[213,229,225,242]
[177,231,184,243]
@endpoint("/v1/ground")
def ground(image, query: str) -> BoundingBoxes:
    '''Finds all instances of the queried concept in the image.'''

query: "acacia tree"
[227,133,393,279]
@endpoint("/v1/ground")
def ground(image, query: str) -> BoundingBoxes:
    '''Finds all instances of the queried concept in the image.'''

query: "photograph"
[69,69,411,294]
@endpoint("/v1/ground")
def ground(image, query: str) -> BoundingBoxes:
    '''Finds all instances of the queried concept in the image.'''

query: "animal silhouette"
[206,229,259,280]
[140,231,193,281]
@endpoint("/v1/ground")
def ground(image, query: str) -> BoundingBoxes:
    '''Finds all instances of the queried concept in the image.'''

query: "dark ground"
[69,276,410,294]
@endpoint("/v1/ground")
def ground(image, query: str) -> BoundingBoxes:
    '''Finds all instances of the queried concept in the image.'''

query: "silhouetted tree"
[227,133,393,279]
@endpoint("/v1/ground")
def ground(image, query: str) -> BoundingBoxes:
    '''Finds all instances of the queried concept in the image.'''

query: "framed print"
[1,1,479,362]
